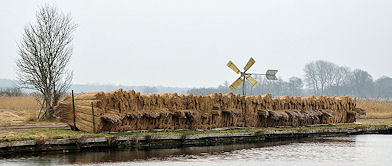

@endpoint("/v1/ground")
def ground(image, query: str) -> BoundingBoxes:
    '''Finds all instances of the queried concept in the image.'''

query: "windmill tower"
[226,57,278,96]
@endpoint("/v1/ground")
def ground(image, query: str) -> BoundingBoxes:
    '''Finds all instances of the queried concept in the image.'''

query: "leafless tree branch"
[16,4,77,119]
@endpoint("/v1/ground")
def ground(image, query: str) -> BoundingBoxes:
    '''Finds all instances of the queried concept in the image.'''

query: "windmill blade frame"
[227,61,241,74]
[245,75,258,88]
[243,57,255,72]
[229,77,243,91]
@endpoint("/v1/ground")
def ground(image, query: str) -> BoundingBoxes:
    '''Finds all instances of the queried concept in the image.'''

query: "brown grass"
[357,98,392,119]
[0,95,64,126]
[0,95,40,110]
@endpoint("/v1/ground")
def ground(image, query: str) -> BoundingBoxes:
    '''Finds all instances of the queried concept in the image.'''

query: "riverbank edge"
[1,125,392,154]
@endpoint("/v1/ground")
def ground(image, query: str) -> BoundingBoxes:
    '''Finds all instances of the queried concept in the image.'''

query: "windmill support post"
[242,72,246,96]
[241,73,273,96]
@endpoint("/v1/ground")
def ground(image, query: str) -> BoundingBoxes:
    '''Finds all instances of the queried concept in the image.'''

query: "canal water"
[1,134,392,166]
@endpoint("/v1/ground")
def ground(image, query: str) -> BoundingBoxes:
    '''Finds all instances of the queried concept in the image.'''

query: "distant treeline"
[0,87,23,96]
[1,60,390,97]
[0,82,189,95]
[188,60,392,98]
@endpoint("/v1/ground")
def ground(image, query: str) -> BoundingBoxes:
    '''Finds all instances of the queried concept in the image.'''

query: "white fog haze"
[1,0,392,88]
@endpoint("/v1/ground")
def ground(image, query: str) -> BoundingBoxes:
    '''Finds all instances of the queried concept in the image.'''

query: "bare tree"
[304,60,338,95]
[350,69,374,97]
[304,61,321,95]
[16,5,77,119]
[288,77,303,96]
[375,76,392,98]
[328,66,351,95]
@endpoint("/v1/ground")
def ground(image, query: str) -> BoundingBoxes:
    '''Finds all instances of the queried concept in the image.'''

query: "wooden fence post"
[72,90,76,130]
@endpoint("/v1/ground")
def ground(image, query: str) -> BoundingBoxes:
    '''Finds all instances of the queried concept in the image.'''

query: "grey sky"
[1,0,391,87]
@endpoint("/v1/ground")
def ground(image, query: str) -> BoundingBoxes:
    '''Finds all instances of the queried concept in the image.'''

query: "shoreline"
[1,122,392,155]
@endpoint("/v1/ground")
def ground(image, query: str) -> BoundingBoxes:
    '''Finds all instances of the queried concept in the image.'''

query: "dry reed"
[55,89,358,133]
[0,95,40,111]
[357,98,392,119]
[0,95,40,126]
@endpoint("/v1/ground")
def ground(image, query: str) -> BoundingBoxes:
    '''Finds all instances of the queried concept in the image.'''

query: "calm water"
[1,134,392,166]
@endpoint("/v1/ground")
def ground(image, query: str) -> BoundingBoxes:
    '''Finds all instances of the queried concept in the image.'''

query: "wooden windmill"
[227,57,278,95]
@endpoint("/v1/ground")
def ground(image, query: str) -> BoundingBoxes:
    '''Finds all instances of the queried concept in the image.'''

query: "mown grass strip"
[1,120,391,142]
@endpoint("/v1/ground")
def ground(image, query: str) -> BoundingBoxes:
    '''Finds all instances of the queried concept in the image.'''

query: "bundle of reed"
[54,89,361,133]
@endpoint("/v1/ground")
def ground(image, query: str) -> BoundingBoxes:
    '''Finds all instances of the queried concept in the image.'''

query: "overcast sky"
[1,0,391,87]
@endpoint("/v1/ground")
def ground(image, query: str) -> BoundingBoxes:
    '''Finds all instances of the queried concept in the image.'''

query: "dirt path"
[0,125,70,130]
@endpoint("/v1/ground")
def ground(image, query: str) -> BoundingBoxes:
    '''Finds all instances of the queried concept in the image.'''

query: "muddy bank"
[54,89,361,133]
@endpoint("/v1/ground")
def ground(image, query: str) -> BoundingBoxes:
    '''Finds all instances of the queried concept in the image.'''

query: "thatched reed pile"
[54,89,359,133]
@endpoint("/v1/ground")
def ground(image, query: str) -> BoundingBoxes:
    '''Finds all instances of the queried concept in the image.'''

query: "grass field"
[0,120,391,142]
[0,96,391,127]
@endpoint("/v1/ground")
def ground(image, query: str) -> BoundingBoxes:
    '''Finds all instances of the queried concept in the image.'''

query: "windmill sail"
[229,77,243,91]
[246,75,258,88]
[243,57,255,72]
[227,61,240,74]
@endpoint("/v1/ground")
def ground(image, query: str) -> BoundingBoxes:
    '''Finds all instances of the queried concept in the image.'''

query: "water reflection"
[1,135,392,166]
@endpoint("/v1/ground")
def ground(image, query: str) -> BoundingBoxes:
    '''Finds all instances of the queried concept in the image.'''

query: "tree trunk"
[44,94,54,120]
